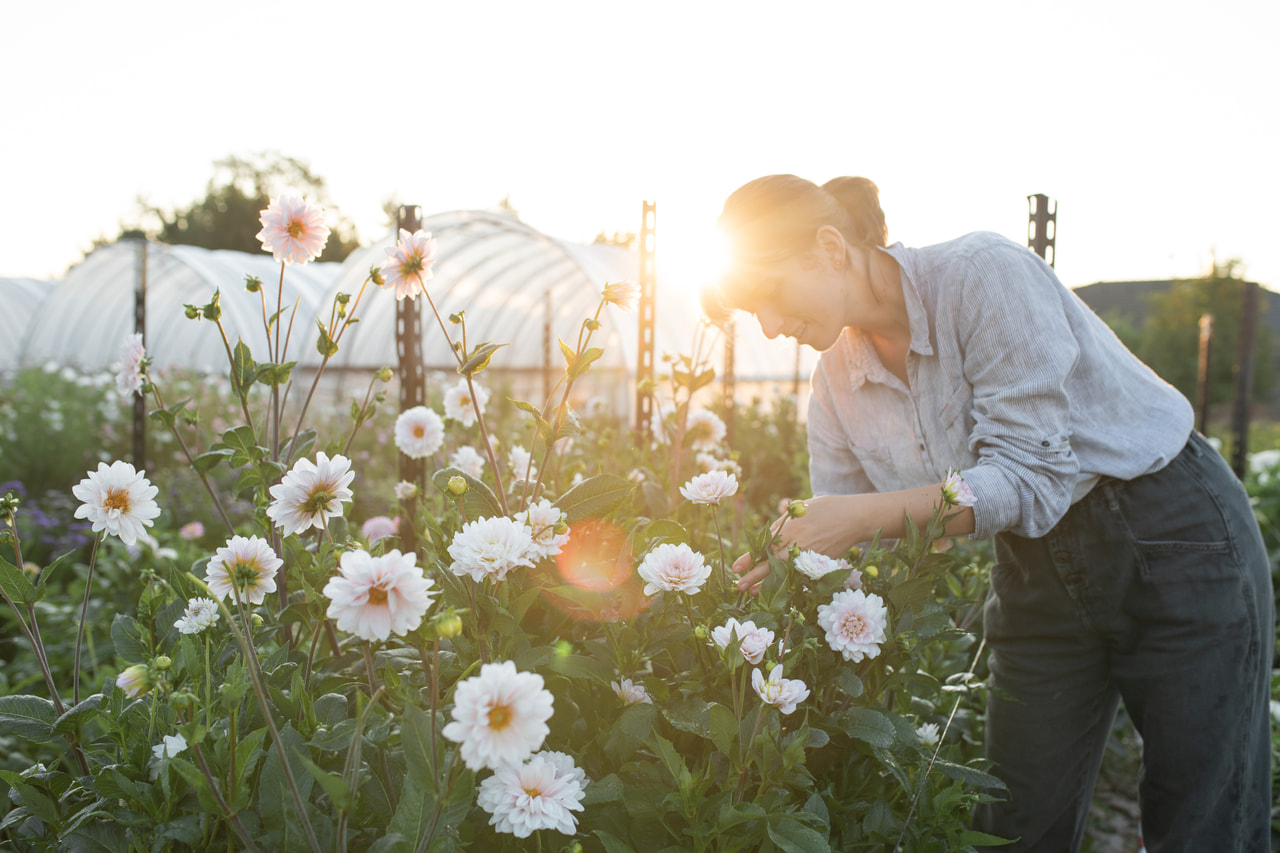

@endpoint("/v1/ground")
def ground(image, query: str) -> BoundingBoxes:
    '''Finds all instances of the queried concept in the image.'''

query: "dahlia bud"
[375,366,393,383]
[787,500,807,519]
[447,476,468,496]
[153,655,173,671]
[369,264,385,286]
[251,614,264,629]
[433,611,463,639]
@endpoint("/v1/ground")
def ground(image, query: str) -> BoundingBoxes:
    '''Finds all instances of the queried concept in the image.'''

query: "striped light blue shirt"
[807,231,1194,539]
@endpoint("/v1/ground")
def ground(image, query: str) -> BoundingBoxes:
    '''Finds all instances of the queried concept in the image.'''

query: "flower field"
[1,197,1274,852]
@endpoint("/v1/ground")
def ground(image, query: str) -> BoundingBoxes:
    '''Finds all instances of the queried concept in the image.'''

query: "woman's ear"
[815,226,846,270]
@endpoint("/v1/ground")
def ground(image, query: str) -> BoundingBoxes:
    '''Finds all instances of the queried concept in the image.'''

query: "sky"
[3,0,1277,296]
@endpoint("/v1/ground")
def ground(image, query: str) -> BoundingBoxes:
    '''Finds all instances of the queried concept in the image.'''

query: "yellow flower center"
[287,220,305,239]
[103,488,132,513]
[367,586,388,605]
[840,613,866,637]
[233,560,261,590]
[487,703,512,731]
[523,784,544,798]
[302,489,336,515]
[401,255,424,276]
[413,425,425,438]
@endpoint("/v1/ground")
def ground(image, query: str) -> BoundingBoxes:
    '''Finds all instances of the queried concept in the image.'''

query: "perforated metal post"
[543,289,553,404]
[1028,194,1057,267]
[132,237,147,471]
[396,205,425,551]
[634,201,657,445]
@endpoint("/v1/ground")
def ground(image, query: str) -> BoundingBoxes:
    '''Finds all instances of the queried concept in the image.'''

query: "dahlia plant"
[0,198,1006,853]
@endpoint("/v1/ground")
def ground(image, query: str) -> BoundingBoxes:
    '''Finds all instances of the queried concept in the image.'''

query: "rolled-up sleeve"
[808,363,875,497]
[954,246,1082,539]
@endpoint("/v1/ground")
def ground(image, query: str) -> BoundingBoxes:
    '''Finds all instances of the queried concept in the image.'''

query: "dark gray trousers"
[976,432,1275,852]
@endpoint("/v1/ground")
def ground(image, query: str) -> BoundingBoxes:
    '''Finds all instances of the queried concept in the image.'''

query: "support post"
[1230,281,1259,478]
[543,290,553,404]
[1195,314,1214,435]
[396,206,425,551]
[634,201,657,445]
[1027,194,1057,267]
[132,237,147,471]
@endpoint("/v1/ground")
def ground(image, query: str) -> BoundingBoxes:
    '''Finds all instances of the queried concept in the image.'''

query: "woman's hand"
[732,495,864,594]
[730,485,975,595]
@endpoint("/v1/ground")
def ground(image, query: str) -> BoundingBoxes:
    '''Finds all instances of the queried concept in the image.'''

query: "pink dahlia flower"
[255,195,329,264]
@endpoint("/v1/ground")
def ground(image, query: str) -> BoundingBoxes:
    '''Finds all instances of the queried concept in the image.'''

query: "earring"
[834,258,843,271]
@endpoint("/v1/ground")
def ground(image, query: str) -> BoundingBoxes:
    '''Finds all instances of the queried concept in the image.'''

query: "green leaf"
[558,336,577,366]
[842,706,895,748]
[110,613,148,661]
[568,345,604,380]
[231,339,255,399]
[932,758,1008,791]
[431,467,502,520]
[314,319,339,358]
[708,701,739,756]
[0,694,57,742]
[458,342,508,376]
[256,724,313,832]
[835,668,864,699]
[649,733,691,788]
[557,474,634,523]
[33,549,76,601]
[511,399,552,441]
[593,829,640,853]
[295,749,350,811]
[642,518,688,546]
[282,428,317,465]
[580,773,624,805]
[662,694,712,739]
[191,448,233,474]
[400,702,435,786]
[0,769,58,825]
[255,360,296,388]
[217,424,265,469]
[957,828,1018,846]
[766,816,831,853]
[0,552,38,607]
[547,652,614,683]
[313,693,348,727]
[52,693,103,738]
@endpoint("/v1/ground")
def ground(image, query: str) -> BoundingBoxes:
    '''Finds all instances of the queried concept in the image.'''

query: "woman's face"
[738,250,849,352]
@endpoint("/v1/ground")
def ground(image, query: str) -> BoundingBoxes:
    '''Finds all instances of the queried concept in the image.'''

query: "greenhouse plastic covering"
[8,210,815,385]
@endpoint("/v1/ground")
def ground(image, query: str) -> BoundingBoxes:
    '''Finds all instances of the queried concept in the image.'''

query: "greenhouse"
[8,209,815,414]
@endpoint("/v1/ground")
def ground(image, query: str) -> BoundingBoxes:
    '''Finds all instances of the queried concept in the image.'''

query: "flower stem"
[72,534,102,705]
[202,577,322,853]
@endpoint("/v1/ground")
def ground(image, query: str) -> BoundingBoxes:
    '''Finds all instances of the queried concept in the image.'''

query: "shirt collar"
[880,243,934,358]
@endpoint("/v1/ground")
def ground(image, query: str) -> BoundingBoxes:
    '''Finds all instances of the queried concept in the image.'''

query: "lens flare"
[545,518,647,622]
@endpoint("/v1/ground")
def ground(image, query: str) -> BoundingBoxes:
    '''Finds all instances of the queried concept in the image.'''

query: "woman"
[715,174,1274,852]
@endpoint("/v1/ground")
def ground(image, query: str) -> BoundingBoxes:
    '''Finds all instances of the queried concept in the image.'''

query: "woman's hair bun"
[820,177,888,248]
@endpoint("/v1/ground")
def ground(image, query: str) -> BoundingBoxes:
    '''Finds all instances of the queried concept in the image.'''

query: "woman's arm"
[731,483,974,593]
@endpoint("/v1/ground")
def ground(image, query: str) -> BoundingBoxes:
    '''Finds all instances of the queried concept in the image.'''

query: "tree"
[116,151,361,262]
[1138,260,1274,405]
